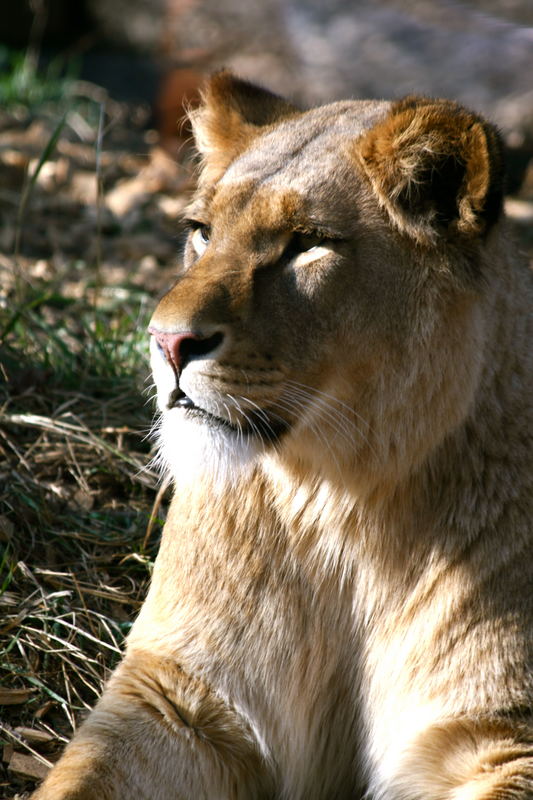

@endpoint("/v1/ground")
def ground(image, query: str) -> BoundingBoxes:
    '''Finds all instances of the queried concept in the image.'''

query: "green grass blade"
[14,111,68,260]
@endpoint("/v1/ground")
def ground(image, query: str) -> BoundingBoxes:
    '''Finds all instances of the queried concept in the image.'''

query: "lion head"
[149,72,504,493]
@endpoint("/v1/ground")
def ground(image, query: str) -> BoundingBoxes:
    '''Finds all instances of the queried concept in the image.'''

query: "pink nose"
[148,328,223,375]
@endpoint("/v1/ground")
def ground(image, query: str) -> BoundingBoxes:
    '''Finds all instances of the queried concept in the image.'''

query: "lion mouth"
[167,388,288,441]
[167,388,197,412]
[168,388,238,432]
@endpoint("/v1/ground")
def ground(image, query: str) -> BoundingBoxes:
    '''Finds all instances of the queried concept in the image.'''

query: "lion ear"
[355,96,505,243]
[189,71,299,182]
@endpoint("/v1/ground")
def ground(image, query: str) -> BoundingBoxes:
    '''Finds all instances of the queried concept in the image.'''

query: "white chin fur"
[154,408,260,489]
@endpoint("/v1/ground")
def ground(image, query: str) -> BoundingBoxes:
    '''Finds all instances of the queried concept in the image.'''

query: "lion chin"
[33,72,533,800]
[153,406,261,488]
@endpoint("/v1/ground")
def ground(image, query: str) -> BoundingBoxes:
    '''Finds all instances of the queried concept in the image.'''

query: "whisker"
[283,381,380,459]
[282,387,357,442]
[279,389,358,454]
[232,402,264,449]
[285,379,376,436]
[271,396,349,485]
[223,396,247,451]
[229,394,280,448]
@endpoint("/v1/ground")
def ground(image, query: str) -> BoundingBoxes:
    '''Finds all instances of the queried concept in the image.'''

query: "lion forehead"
[220,100,391,189]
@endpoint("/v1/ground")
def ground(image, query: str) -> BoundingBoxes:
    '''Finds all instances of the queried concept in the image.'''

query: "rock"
[6,751,50,781]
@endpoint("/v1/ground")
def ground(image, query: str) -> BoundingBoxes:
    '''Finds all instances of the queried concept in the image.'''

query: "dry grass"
[0,66,186,796]
[0,282,166,796]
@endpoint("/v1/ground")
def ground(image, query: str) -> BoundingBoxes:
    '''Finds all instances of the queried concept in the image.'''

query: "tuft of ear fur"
[355,96,505,244]
[189,71,300,183]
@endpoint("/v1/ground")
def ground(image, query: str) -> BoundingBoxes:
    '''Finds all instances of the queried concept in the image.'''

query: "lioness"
[34,73,533,799]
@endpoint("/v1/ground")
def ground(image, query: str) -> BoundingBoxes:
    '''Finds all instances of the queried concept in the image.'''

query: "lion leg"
[32,651,273,800]
[392,717,533,799]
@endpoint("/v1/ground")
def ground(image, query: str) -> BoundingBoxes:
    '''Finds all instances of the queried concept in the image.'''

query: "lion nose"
[148,328,224,375]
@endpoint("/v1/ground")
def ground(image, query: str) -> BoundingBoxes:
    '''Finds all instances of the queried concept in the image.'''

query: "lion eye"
[190,224,211,256]
[282,231,333,267]
[292,232,324,253]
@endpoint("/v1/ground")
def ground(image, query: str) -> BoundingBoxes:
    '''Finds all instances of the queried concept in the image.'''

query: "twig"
[14,114,68,293]
[142,473,172,551]
[93,102,106,309]
[0,412,157,485]
[0,722,54,769]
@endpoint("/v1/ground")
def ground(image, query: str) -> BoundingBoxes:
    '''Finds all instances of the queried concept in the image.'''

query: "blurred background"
[3,0,533,168]
[0,1,532,796]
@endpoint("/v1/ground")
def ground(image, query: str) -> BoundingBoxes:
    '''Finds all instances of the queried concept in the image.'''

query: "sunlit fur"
[34,75,532,800]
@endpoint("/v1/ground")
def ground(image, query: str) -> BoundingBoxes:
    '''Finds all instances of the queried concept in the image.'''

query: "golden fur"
[33,73,533,799]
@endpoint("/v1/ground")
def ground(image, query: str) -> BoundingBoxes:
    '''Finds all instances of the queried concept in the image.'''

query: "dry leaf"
[14,727,54,745]
[0,688,34,706]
